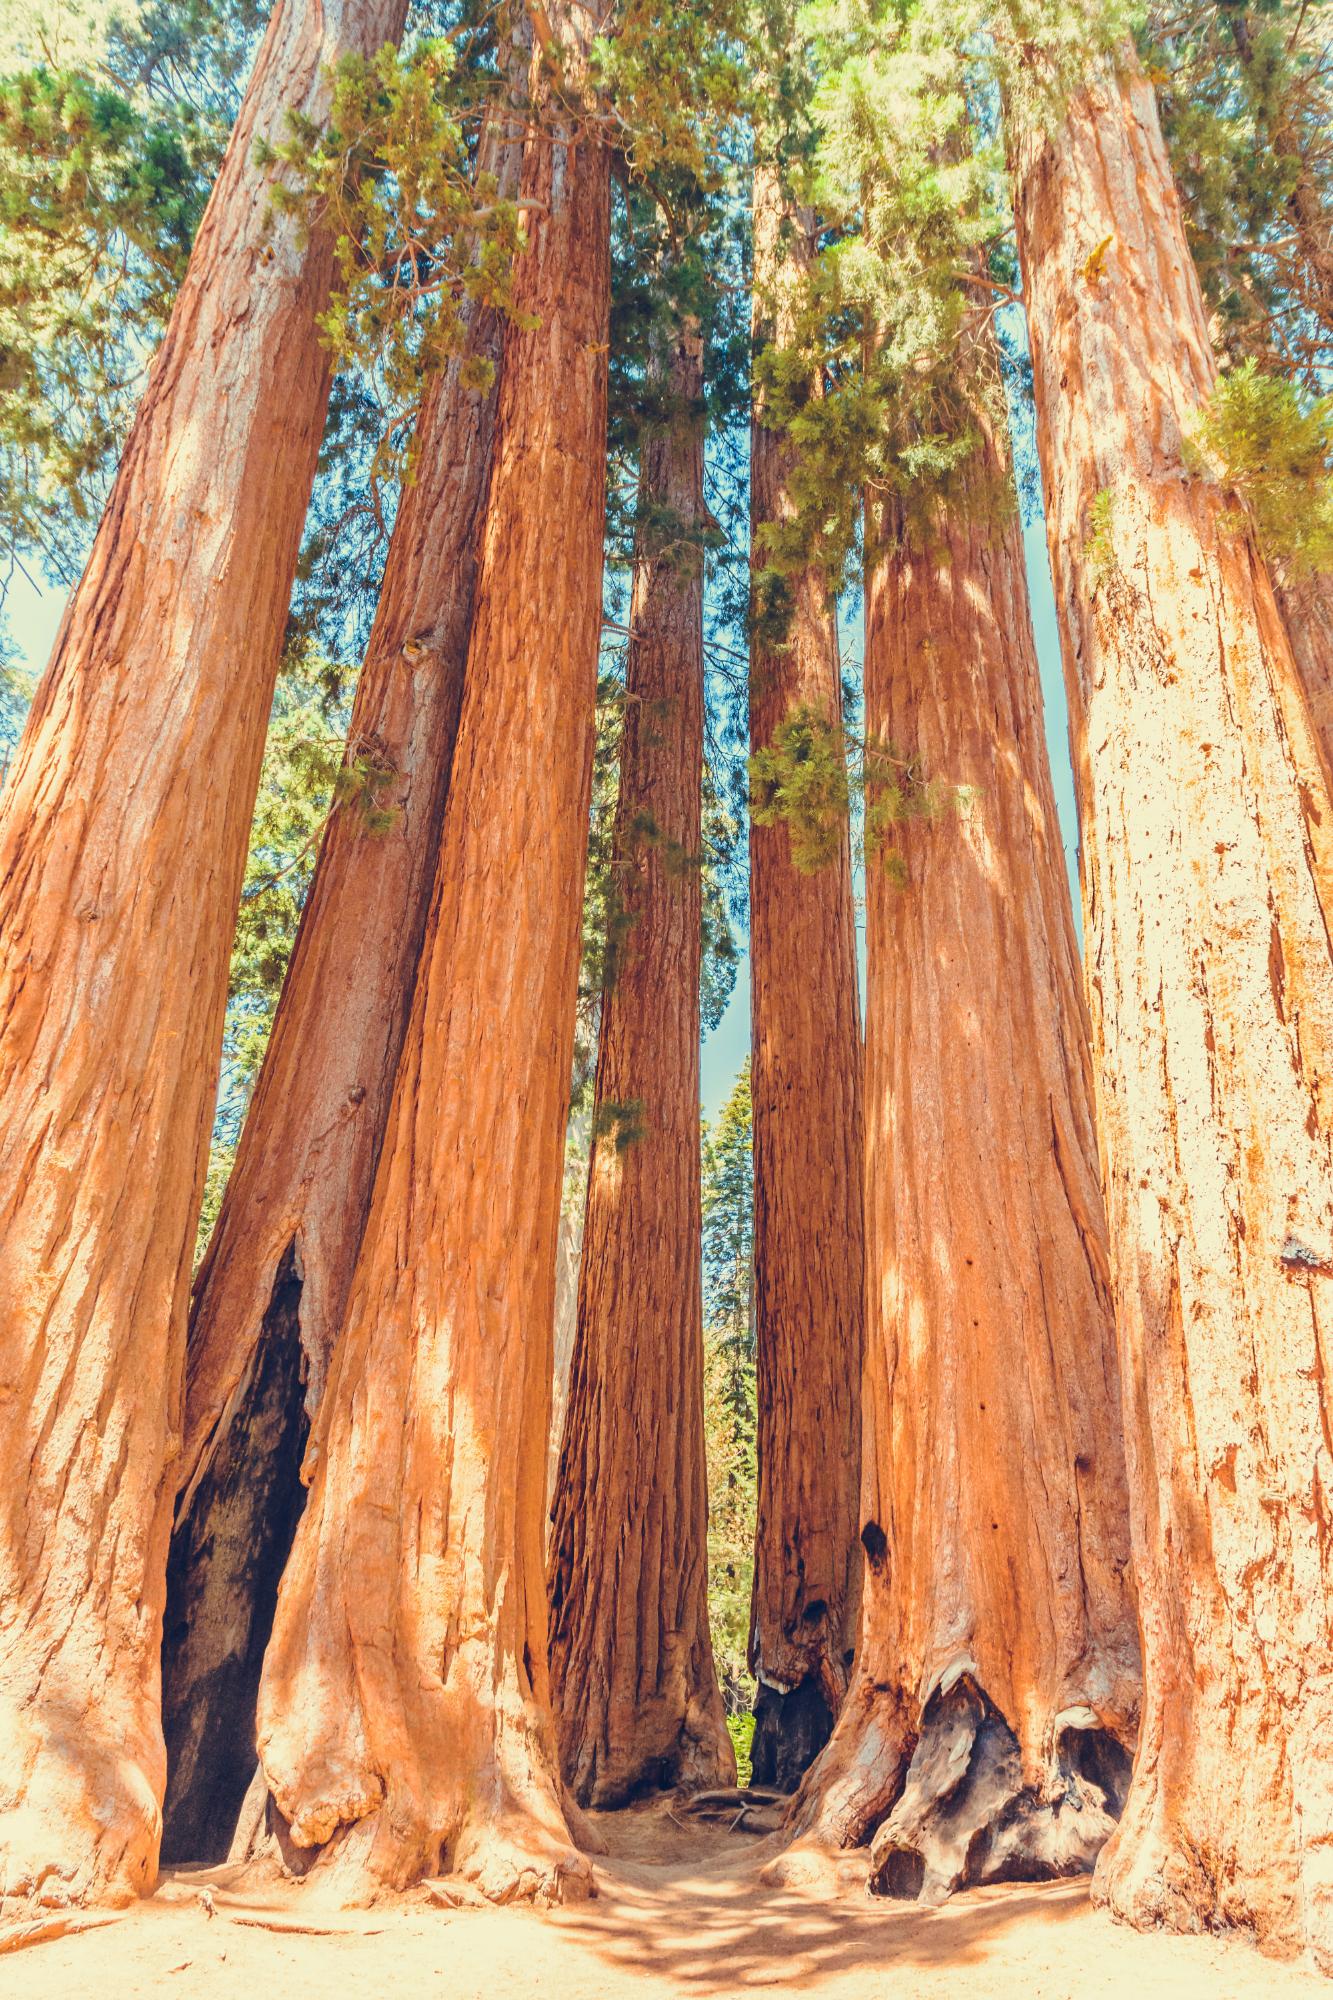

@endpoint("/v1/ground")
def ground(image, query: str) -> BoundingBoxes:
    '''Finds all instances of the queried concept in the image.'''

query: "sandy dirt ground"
[6,1803,1329,1999]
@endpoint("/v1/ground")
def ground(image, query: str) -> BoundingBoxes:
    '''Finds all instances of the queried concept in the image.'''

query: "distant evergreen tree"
[700,1059,756,1726]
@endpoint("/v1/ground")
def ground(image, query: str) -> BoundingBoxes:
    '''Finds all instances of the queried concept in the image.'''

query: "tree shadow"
[551,1843,1091,1994]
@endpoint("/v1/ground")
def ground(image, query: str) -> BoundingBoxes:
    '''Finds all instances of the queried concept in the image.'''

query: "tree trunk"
[747,162,866,1793]
[547,327,734,1808]
[0,0,406,1931]
[160,67,526,1868]
[790,378,1139,1900]
[1277,571,1333,786]
[1012,46,1333,1965]
[253,18,610,1904]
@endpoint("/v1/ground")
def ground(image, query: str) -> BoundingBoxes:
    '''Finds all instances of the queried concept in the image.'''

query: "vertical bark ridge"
[161,61,527,1864]
[788,369,1139,1904]
[547,327,734,1808]
[0,0,407,1930]
[747,159,866,1792]
[253,12,610,1904]
[1012,46,1333,1965]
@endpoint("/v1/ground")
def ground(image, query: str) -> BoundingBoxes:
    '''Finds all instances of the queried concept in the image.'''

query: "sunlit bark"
[793,374,1138,1902]
[1013,46,1333,1965]
[253,8,610,1903]
[747,159,865,1791]
[0,0,406,1932]
[160,71,525,1867]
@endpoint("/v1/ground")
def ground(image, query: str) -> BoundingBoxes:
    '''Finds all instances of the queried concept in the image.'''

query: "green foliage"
[1083,485,1118,586]
[727,1708,756,1784]
[1187,359,1333,576]
[701,1060,756,1712]
[592,1095,647,1150]
[259,36,527,499]
[214,636,351,1151]
[747,0,1019,610]
[0,626,34,771]
[862,729,970,880]
[749,701,851,870]
[1146,0,1333,389]
[592,0,745,191]
[0,0,263,587]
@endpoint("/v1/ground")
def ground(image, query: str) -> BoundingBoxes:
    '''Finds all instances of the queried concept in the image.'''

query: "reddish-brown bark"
[790,380,1139,1900]
[1013,47,1333,1965]
[547,327,733,1808]
[747,161,865,1792]
[253,16,610,1904]
[0,0,406,1933]
[160,71,527,1867]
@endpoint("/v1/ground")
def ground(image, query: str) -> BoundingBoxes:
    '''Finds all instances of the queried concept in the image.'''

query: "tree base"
[1091,1775,1328,1968]
[750,1679,835,1794]
[162,1247,310,1864]
[867,1671,1130,1905]
[237,1784,596,1911]
[0,1713,159,1939]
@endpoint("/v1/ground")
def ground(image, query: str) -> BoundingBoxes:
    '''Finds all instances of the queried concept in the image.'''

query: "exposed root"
[222,1780,595,1915]
[760,1666,1130,1909]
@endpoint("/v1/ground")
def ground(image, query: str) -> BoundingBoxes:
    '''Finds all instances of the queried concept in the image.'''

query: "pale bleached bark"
[1013,45,1333,1965]
[0,0,406,1932]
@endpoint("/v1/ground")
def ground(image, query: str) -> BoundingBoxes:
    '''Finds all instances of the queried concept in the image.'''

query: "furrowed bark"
[1012,45,1333,1965]
[253,8,610,1904]
[160,64,527,1867]
[547,327,734,1809]
[0,0,406,1928]
[747,160,865,1793]
[791,374,1139,1904]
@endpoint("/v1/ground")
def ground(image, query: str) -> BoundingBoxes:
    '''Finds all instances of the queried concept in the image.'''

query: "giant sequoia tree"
[252,4,611,1902]
[548,321,734,1808]
[0,0,407,1928]
[795,387,1140,1895]
[1012,32,1333,1964]
[159,47,530,1863]
[747,152,865,1794]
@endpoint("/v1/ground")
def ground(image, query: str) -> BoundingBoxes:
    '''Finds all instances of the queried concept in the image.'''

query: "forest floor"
[6,1798,1329,1999]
